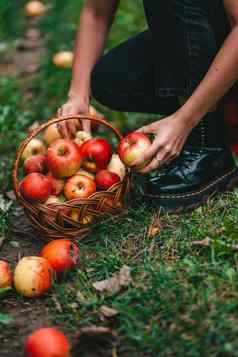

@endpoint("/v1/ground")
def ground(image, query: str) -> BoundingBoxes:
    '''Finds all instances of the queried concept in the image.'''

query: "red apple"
[46,139,82,178]
[14,257,53,298]
[80,138,112,173]
[76,169,95,180]
[22,138,46,162]
[43,123,62,145]
[25,328,70,357]
[40,239,79,274]
[231,143,238,156]
[24,155,47,174]
[0,261,13,288]
[95,170,120,190]
[64,174,96,200]
[118,132,151,169]
[46,172,65,195]
[20,173,52,203]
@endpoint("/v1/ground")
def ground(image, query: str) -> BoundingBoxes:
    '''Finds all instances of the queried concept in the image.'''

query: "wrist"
[68,91,89,104]
[174,107,202,130]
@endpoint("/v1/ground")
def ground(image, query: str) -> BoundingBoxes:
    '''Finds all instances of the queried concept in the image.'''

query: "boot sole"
[142,167,238,214]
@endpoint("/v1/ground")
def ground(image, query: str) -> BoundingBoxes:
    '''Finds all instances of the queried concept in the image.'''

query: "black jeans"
[91,0,230,131]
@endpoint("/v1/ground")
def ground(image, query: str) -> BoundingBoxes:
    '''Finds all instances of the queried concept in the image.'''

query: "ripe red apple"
[46,139,82,178]
[25,1,46,17]
[80,138,112,173]
[107,154,126,180]
[25,327,71,357]
[14,257,53,298]
[95,170,120,190]
[40,239,79,274]
[24,155,47,174]
[76,169,95,180]
[53,51,74,69]
[64,174,96,200]
[44,123,62,145]
[0,261,13,288]
[46,172,65,195]
[118,132,151,169]
[231,143,238,156]
[22,138,46,162]
[20,173,52,203]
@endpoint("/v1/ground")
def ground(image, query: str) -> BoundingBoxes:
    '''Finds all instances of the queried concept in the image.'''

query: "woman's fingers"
[133,139,160,167]
[57,121,70,138]
[139,156,162,174]
[82,119,91,134]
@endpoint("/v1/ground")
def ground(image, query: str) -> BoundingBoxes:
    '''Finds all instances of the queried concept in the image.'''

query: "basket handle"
[13,114,123,201]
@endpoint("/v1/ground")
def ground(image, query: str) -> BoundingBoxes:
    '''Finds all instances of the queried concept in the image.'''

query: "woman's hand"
[57,96,90,138]
[134,113,193,173]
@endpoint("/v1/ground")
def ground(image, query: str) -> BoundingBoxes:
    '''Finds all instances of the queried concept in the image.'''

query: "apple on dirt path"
[14,257,53,298]
[118,132,151,170]
[95,169,120,191]
[53,51,74,69]
[80,138,112,173]
[0,260,13,288]
[46,139,82,178]
[64,173,96,200]
[24,155,47,174]
[20,173,52,203]
[22,138,46,162]
[25,327,71,357]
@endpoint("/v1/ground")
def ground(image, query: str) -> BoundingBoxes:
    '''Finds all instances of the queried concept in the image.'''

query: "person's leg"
[91,30,179,116]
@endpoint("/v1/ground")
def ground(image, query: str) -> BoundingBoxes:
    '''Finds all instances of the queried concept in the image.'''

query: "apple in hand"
[118,132,151,170]
[21,138,46,162]
[46,139,82,178]
[95,170,120,191]
[24,155,47,174]
[64,174,96,200]
[20,173,52,203]
[46,172,65,195]
[80,138,112,173]
[107,154,126,181]
[74,130,92,147]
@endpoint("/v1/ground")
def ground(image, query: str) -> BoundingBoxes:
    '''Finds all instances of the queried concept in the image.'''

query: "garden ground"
[1,1,238,356]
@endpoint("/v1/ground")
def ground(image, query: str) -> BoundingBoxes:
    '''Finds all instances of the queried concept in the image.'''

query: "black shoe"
[140,147,238,213]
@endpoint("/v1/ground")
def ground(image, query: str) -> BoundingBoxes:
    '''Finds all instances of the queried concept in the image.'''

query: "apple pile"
[19,113,128,227]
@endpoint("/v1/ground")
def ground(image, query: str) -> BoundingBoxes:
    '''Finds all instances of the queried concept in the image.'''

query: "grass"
[1,1,238,356]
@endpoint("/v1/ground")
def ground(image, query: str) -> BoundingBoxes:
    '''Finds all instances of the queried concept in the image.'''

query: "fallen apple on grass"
[118,132,151,170]
[20,173,52,203]
[14,257,53,298]
[52,51,74,69]
[24,155,47,174]
[40,239,79,274]
[47,139,82,178]
[95,170,120,191]
[80,138,112,173]
[22,138,46,162]
[0,261,13,288]
[25,1,46,17]
[64,174,96,200]
[25,327,71,357]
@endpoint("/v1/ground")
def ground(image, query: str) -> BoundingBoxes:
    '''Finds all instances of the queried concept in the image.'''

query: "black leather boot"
[140,109,238,213]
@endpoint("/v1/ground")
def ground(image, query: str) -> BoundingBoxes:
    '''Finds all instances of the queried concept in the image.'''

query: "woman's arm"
[58,0,119,136]
[135,0,238,172]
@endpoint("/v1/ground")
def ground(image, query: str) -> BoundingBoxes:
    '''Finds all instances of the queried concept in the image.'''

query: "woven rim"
[12,114,130,240]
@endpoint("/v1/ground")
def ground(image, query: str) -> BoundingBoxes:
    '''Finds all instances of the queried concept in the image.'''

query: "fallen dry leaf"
[100,305,119,318]
[93,265,132,295]
[147,213,162,238]
[192,237,212,247]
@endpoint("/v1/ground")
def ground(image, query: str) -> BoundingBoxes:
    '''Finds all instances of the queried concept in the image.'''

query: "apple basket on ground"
[13,114,130,240]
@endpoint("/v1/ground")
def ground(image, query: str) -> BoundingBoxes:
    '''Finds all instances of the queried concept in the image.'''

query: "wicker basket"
[12,114,130,241]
